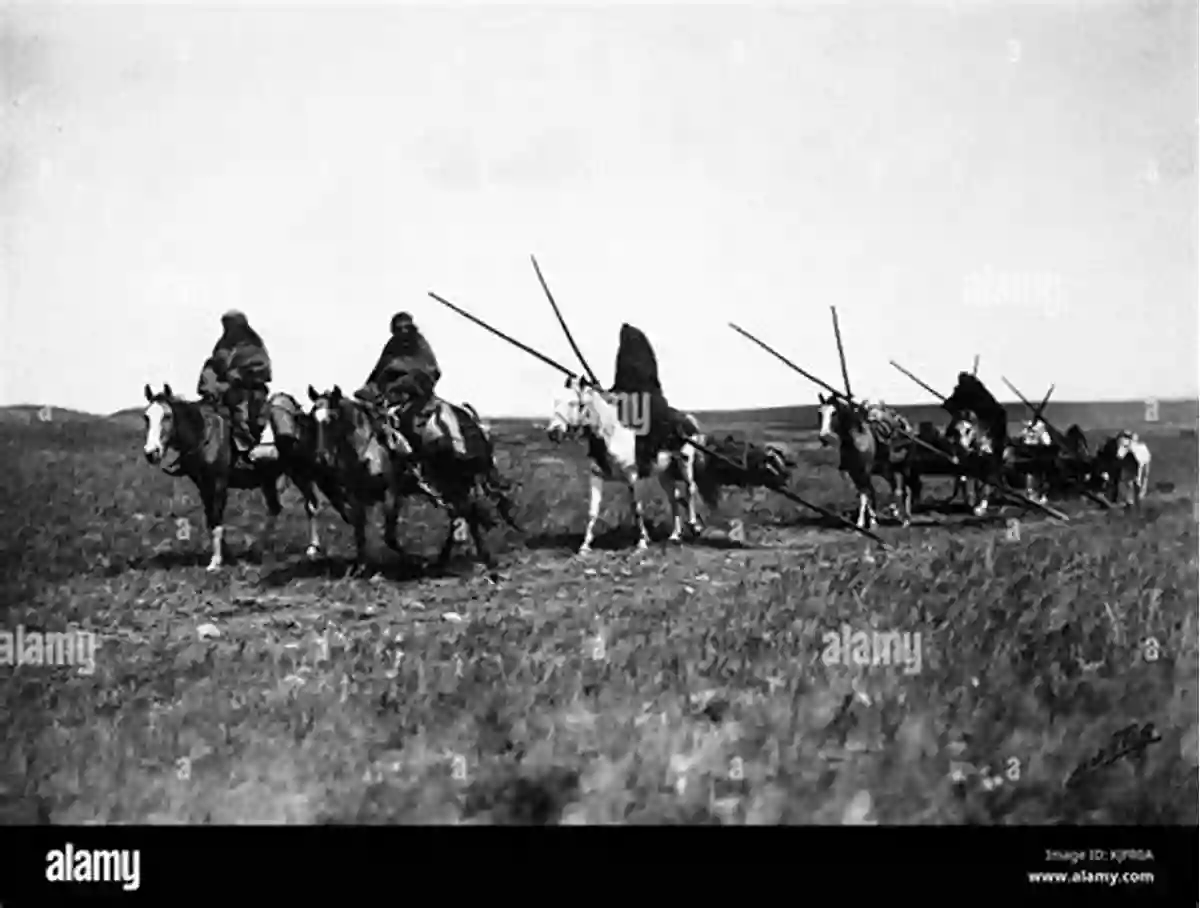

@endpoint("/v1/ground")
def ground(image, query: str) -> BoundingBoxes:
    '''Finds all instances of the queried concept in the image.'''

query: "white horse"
[546,377,700,555]
[1095,430,1152,507]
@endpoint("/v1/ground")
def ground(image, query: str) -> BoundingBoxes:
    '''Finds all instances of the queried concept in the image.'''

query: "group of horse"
[140,359,1151,579]
[138,261,1155,575]
[813,381,1153,531]
[140,381,522,574]
[139,373,796,574]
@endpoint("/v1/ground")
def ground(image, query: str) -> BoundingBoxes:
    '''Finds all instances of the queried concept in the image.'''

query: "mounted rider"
[196,310,276,465]
[354,311,444,493]
[611,323,697,476]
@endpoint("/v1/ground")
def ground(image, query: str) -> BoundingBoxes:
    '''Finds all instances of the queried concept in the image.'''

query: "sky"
[2,0,1196,417]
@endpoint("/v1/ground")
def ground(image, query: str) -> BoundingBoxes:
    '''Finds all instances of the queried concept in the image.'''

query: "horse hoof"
[636,541,649,552]
[667,534,682,546]
[305,545,321,560]
[576,546,592,557]
[206,561,222,572]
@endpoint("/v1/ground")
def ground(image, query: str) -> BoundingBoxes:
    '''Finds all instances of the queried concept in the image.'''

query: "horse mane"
[580,384,623,437]
[158,392,208,438]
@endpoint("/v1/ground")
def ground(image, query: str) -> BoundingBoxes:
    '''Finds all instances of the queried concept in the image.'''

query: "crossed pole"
[1001,375,1113,511]
[730,323,952,463]
[429,273,891,549]
[886,359,1069,521]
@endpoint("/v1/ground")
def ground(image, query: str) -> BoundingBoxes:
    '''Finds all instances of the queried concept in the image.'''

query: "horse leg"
[578,472,604,556]
[203,481,228,572]
[436,507,458,569]
[258,474,283,560]
[973,481,990,517]
[896,473,912,528]
[348,498,369,569]
[661,471,684,544]
[465,501,498,577]
[679,450,702,535]
[382,483,403,554]
[629,477,650,552]
[855,485,870,529]
[303,481,323,560]
[905,472,922,526]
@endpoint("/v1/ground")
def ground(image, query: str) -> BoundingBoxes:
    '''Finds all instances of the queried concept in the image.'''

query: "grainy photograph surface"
[1,0,1196,836]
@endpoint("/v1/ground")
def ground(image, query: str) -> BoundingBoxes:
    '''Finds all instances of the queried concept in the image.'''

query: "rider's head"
[391,311,415,336]
[222,309,248,329]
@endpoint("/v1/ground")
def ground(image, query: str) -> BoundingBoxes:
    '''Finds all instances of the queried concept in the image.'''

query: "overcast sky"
[3,0,1196,416]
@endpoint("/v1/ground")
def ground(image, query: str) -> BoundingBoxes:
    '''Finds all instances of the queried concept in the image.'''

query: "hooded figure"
[197,310,273,458]
[356,311,442,456]
[610,323,692,474]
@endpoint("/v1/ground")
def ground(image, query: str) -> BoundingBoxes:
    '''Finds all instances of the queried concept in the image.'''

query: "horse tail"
[689,438,723,509]
[454,401,520,531]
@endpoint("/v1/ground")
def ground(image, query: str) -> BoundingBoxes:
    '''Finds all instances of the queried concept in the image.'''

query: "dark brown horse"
[816,394,921,527]
[141,384,333,570]
[306,385,520,577]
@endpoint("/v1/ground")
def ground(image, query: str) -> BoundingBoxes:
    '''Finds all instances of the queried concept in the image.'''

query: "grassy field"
[1,400,1196,826]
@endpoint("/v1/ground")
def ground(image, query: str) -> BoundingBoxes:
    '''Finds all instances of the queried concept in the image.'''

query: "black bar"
[2,826,1195,900]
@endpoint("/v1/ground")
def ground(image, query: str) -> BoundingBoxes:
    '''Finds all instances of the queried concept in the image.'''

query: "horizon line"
[4,394,1196,421]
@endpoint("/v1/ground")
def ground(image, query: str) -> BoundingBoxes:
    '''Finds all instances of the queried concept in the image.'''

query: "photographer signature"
[1066,723,1162,789]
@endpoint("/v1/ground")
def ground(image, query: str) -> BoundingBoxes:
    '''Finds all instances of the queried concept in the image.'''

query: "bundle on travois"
[689,433,796,511]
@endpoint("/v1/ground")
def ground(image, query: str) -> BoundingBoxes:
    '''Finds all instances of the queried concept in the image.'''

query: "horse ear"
[144,384,153,402]
[163,383,173,399]
[308,384,318,402]
[332,384,343,399]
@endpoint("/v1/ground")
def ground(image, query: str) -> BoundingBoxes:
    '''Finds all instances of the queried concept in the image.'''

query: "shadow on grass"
[255,551,432,587]
[521,521,778,553]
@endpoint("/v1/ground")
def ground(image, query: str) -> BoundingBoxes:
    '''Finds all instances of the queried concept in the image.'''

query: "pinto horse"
[546,376,700,555]
[141,384,328,570]
[307,385,520,575]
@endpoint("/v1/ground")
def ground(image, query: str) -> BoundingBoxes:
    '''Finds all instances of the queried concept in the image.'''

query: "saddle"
[356,390,470,462]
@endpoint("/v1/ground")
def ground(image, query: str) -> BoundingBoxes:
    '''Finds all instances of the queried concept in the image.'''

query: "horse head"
[307,384,354,464]
[142,382,179,464]
[547,376,611,443]
[816,393,839,447]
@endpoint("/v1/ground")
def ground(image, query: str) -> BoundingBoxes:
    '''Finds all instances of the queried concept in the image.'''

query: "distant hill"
[0,405,102,425]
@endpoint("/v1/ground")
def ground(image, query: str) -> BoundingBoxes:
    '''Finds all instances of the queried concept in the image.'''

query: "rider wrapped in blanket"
[196,310,275,461]
[355,312,443,483]
[611,323,696,476]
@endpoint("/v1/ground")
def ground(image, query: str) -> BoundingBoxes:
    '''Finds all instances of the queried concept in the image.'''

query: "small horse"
[141,384,326,570]
[546,376,700,555]
[1094,431,1152,507]
[817,394,918,528]
[307,385,520,574]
